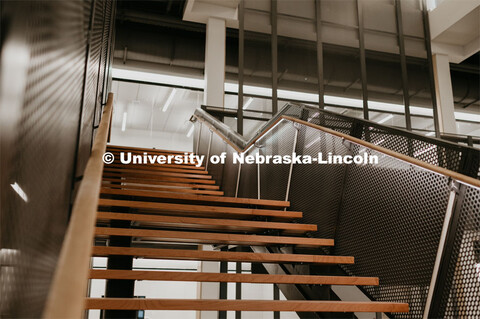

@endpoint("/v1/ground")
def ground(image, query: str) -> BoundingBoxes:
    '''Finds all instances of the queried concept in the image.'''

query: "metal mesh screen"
[285,104,480,179]
[438,185,480,318]
[220,144,240,197]
[258,121,296,201]
[289,125,349,240]
[335,143,451,319]
[207,133,226,187]
[1,1,87,316]
[238,147,259,199]
[0,1,115,316]
[76,0,107,178]
[197,123,211,160]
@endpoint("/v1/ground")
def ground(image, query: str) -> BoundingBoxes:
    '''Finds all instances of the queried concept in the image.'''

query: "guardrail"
[193,105,480,319]
[43,93,114,319]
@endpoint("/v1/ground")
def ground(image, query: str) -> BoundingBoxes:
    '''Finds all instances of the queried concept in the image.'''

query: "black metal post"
[271,0,278,115]
[315,0,324,109]
[219,247,228,319]
[273,284,280,319]
[237,0,244,135]
[421,0,441,138]
[356,0,369,120]
[395,0,412,131]
[104,216,136,319]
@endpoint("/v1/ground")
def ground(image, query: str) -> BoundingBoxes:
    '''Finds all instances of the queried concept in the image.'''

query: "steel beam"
[237,0,245,135]
[356,0,369,120]
[271,0,278,115]
[315,0,324,109]
[395,0,412,130]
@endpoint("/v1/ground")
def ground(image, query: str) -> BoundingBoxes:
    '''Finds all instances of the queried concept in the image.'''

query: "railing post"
[235,162,242,198]
[205,129,213,171]
[195,122,203,155]
[427,182,468,318]
[423,181,460,318]
[284,126,299,204]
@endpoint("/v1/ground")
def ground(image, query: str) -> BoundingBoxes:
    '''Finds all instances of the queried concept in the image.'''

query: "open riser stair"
[87,144,409,316]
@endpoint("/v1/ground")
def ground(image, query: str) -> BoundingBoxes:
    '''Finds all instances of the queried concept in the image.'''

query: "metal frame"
[394,0,412,131]
[355,0,369,120]
[271,0,278,115]
[421,0,441,138]
[237,0,245,135]
[315,0,324,109]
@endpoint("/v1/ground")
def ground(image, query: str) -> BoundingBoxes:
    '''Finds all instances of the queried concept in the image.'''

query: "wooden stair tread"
[89,269,378,286]
[97,199,302,219]
[95,227,330,247]
[102,183,224,195]
[107,162,205,169]
[92,246,354,265]
[107,145,193,155]
[102,177,220,190]
[103,171,213,181]
[104,167,212,179]
[102,173,216,184]
[85,298,408,312]
[97,212,316,234]
[106,164,208,173]
[100,188,290,207]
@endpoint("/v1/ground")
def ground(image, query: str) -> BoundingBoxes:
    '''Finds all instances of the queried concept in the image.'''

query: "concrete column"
[204,17,226,107]
[432,54,457,134]
[198,245,220,319]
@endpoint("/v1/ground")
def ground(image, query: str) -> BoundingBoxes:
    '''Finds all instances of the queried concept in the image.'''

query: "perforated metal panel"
[76,0,106,178]
[335,144,451,319]
[437,186,480,318]
[220,144,240,197]
[289,125,349,240]
[0,1,115,316]
[237,147,259,199]
[284,104,480,179]
[258,121,296,201]
[208,133,227,187]
[0,1,88,316]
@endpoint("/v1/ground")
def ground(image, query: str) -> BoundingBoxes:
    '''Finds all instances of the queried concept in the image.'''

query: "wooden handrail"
[194,114,480,189]
[43,93,114,319]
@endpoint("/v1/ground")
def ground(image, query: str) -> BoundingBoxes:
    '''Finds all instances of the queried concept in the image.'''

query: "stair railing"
[42,93,114,319]
[193,106,480,319]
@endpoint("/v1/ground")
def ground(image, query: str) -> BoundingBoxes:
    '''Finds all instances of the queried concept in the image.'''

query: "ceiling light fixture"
[162,88,177,112]
[112,68,480,124]
[377,114,394,124]
[243,97,254,110]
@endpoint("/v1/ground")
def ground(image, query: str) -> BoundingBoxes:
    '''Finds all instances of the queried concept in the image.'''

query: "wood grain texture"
[103,169,212,180]
[106,164,208,173]
[96,212,316,234]
[97,199,301,219]
[101,177,220,189]
[85,299,409,312]
[102,172,216,184]
[91,246,354,264]
[94,227,329,247]
[99,188,290,207]
[89,269,378,286]
[101,183,224,195]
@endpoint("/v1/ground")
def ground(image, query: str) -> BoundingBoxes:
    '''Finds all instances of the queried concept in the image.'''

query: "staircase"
[85,144,409,316]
